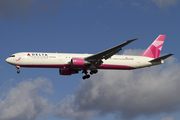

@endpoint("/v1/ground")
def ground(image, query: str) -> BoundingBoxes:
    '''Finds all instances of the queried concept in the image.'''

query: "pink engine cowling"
[59,68,78,75]
[71,58,87,67]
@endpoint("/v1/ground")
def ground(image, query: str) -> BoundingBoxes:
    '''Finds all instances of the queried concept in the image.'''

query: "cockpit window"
[10,55,15,57]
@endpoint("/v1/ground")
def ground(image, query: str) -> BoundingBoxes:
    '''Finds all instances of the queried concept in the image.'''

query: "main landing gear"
[16,66,20,74]
[82,69,98,80]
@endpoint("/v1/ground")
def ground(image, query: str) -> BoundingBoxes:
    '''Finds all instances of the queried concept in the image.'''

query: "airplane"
[6,35,174,80]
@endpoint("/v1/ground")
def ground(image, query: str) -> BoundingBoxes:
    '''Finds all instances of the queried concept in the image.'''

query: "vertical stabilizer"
[140,35,166,58]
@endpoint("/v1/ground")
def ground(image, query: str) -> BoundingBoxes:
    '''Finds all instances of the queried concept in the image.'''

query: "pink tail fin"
[140,35,166,58]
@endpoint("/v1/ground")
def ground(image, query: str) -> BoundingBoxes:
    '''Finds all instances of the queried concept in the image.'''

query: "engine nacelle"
[71,58,89,67]
[59,68,78,75]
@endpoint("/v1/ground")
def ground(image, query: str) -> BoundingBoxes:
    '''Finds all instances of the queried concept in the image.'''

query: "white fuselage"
[6,52,160,70]
[5,35,171,79]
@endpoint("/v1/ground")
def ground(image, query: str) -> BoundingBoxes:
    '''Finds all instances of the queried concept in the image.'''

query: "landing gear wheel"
[82,74,90,80]
[82,76,86,80]
[82,69,95,80]
[93,69,98,74]
[86,74,90,78]
[82,70,88,74]
[90,69,98,75]
[17,70,20,74]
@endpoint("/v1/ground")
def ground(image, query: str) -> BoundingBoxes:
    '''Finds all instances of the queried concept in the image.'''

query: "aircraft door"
[58,55,63,61]
[137,58,141,63]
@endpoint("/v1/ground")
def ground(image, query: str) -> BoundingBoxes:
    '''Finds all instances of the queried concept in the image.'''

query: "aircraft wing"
[84,38,138,65]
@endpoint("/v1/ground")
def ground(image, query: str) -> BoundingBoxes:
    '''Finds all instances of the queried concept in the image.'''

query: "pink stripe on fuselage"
[20,64,71,68]
[19,64,135,70]
[98,64,135,70]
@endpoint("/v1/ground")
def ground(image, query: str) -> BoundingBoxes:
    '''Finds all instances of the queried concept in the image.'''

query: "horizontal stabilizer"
[149,53,174,62]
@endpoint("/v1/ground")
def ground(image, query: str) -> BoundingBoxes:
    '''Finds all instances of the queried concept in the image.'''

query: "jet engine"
[59,68,78,75]
[71,58,90,67]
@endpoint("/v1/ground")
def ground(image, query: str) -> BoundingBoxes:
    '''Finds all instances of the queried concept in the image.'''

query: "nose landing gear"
[16,66,20,74]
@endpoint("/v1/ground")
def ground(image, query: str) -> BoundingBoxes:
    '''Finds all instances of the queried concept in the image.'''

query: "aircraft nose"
[6,57,11,64]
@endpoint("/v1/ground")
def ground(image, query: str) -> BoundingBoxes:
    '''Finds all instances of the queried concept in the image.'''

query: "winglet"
[116,38,138,49]
[141,35,166,58]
